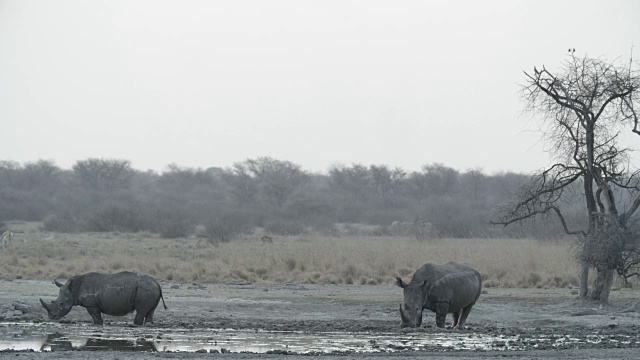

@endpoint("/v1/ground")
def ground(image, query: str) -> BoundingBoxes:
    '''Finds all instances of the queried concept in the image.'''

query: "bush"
[42,214,82,233]
[159,217,193,239]
[264,220,305,236]
[85,206,144,232]
[203,221,240,243]
[202,213,253,243]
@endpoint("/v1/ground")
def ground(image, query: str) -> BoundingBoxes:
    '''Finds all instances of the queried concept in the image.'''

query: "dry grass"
[1,222,635,288]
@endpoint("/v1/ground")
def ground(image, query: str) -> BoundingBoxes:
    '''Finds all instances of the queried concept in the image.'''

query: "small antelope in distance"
[2,231,13,250]
[261,235,273,245]
[195,233,218,248]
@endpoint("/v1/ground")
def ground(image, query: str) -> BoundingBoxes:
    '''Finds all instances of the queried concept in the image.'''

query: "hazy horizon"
[2,0,639,174]
[0,155,533,175]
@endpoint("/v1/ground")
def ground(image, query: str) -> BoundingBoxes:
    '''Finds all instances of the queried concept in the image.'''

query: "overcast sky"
[1,0,639,174]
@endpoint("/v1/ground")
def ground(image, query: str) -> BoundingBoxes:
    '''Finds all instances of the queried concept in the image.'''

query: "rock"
[570,290,579,295]
[13,310,23,316]
[195,349,207,353]
[5,310,14,319]
[481,290,488,295]
[171,285,179,289]
[13,302,30,313]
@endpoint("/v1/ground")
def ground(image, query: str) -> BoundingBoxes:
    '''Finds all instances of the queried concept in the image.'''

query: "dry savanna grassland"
[1,222,635,289]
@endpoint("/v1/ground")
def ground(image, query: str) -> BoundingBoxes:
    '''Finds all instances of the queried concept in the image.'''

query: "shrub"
[159,217,193,239]
[265,220,306,236]
[202,220,240,243]
[86,206,143,233]
[285,258,296,271]
[42,214,82,233]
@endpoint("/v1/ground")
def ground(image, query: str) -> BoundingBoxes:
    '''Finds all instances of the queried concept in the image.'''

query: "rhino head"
[40,279,74,320]
[396,277,426,328]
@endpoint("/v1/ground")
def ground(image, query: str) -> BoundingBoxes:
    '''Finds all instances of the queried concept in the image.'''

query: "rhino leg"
[145,310,155,324]
[452,311,460,328]
[455,303,474,330]
[134,294,161,325]
[134,312,146,326]
[86,307,104,325]
[434,303,448,328]
[133,283,163,325]
[144,300,160,324]
[133,303,154,326]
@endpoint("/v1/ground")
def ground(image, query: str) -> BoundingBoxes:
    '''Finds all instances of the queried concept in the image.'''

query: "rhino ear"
[54,279,65,287]
[395,277,406,288]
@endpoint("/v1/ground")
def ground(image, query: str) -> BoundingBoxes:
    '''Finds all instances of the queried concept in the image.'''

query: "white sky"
[1,0,639,174]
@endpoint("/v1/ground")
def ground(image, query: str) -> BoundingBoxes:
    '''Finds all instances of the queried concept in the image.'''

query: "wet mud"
[2,321,639,354]
[1,280,639,357]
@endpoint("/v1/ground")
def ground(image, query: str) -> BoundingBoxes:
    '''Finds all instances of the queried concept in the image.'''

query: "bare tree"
[461,168,485,201]
[329,164,372,200]
[492,53,640,302]
[21,160,60,191]
[159,164,214,191]
[0,160,21,188]
[369,164,405,197]
[221,162,259,208]
[72,158,134,192]
[244,157,308,209]
[0,159,60,191]
[410,163,459,200]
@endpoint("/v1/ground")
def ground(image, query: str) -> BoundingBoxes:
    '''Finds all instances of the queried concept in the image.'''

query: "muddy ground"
[1,280,639,359]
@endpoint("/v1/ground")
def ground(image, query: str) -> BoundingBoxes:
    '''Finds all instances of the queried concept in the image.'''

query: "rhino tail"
[160,288,168,310]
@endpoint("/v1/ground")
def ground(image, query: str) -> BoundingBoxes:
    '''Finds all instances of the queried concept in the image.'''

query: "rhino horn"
[54,279,65,287]
[395,277,406,288]
[39,298,51,311]
[399,304,409,324]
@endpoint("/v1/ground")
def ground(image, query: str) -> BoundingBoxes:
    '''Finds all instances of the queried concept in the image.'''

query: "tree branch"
[491,205,586,236]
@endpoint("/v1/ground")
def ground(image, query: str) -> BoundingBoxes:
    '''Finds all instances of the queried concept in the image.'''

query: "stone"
[13,302,30,313]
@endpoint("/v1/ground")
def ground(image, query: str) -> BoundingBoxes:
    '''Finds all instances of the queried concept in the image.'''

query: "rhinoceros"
[39,271,167,325]
[396,261,481,329]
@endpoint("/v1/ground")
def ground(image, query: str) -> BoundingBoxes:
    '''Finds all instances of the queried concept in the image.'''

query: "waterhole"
[0,322,635,353]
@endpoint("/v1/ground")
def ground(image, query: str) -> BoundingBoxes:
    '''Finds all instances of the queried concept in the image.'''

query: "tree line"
[0,157,581,239]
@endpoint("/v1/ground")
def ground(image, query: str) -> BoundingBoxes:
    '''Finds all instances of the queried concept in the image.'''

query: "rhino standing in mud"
[40,271,167,325]
[396,261,482,329]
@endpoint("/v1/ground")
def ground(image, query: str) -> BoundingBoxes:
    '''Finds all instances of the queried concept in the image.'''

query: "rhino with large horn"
[40,271,167,325]
[396,261,481,329]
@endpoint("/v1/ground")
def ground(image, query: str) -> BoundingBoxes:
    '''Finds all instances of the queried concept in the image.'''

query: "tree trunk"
[579,261,590,298]
[588,268,614,303]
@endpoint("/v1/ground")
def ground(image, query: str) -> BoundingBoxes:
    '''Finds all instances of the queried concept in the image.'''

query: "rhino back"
[410,262,475,286]
[76,272,143,315]
[427,271,481,312]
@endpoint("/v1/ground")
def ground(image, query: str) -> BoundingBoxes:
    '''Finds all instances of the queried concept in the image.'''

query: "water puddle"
[0,322,636,353]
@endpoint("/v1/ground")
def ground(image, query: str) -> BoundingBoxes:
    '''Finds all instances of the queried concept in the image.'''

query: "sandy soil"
[1,280,639,359]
